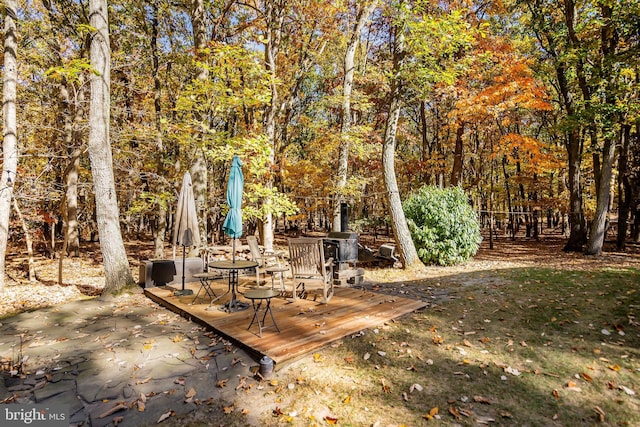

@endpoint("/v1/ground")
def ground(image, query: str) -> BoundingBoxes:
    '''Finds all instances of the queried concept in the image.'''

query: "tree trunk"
[450,122,464,186]
[189,154,207,252]
[88,0,136,296]
[530,2,587,251]
[333,0,376,231]
[616,125,631,250]
[261,0,284,252]
[151,3,167,259]
[382,3,420,269]
[59,80,82,257]
[563,128,587,251]
[12,198,36,283]
[0,0,18,293]
[585,3,618,256]
[585,134,616,255]
[189,0,209,248]
[63,147,82,257]
[419,100,429,184]
[502,155,515,240]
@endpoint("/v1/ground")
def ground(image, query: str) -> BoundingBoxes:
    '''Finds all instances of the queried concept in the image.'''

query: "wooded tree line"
[1,0,639,293]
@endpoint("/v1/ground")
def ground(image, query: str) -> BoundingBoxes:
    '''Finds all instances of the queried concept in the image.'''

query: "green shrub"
[403,185,481,266]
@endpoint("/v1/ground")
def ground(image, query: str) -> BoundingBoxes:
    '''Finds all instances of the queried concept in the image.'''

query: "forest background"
[1,0,639,295]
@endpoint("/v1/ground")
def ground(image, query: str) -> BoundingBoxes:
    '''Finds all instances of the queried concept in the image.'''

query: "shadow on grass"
[268,265,640,426]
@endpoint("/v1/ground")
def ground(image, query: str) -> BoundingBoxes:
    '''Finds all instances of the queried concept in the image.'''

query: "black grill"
[323,232,358,264]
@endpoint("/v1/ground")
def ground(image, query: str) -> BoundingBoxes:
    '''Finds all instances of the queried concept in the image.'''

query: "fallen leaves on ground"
[157,410,175,423]
[99,401,127,418]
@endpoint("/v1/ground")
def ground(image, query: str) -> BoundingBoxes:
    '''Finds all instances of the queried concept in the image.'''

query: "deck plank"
[144,279,426,366]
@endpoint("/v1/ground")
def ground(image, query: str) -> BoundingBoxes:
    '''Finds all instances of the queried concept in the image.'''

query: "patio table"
[207,260,258,312]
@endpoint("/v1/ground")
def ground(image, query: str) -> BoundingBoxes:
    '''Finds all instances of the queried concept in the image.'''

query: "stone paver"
[0,293,262,426]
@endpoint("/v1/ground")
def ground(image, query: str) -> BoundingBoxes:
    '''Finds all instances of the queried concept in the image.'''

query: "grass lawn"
[222,263,640,426]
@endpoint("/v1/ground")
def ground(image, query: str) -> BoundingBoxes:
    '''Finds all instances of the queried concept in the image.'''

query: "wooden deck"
[144,278,427,367]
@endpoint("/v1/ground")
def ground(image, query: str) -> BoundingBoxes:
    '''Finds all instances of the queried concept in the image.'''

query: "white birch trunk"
[0,0,19,293]
[88,0,136,295]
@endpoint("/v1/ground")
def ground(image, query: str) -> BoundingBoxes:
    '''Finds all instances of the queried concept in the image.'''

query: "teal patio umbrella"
[222,155,244,262]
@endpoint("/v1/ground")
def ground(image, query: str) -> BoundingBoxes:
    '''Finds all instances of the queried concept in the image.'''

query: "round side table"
[244,288,280,337]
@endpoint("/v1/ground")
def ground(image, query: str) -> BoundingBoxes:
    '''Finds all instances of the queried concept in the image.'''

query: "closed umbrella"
[173,171,201,296]
[222,155,244,262]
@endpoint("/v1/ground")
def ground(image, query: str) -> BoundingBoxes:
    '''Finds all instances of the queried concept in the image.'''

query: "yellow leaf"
[423,406,439,420]
[143,344,153,351]
[343,395,351,404]
[313,353,323,362]
[325,415,338,424]
[608,364,620,371]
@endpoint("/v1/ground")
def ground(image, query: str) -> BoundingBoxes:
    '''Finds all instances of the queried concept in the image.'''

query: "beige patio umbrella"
[173,171,201,296]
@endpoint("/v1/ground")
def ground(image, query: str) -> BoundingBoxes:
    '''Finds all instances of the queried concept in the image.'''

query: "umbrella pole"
[182,244,186,290]
[232,238,236,263]
[174,243,193,296]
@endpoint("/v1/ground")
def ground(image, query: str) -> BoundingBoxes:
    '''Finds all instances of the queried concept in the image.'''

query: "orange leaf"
[608,364,620,372]
[580,372,593,382]
[449,406,461,420]
[325,416,338,424]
